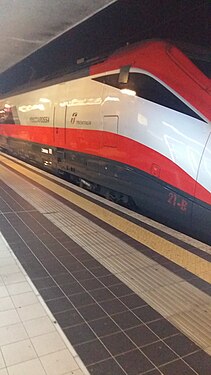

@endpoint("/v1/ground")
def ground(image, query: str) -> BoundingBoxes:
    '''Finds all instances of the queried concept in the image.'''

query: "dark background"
[0,0,210,93]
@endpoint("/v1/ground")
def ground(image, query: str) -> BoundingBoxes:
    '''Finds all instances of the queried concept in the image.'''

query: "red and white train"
[0,40,211,244]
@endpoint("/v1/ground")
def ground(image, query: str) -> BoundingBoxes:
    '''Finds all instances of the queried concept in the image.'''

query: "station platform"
[0,152,211,375]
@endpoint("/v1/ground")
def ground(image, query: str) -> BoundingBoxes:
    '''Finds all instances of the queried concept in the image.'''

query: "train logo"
[70,112,78,124]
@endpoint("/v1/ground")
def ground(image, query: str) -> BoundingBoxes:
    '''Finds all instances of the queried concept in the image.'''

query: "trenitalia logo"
[71,112,78,124]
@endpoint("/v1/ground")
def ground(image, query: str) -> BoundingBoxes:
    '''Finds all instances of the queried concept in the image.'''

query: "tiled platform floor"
[0,233,88,375]
[0,168,211,374]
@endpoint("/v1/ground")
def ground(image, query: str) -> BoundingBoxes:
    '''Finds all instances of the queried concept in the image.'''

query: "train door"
[53,104,67,148]
[102,115,119,147]
[100,67,129,149]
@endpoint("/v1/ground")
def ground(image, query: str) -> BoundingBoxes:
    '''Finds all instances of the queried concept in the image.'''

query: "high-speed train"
[0,40,211,244]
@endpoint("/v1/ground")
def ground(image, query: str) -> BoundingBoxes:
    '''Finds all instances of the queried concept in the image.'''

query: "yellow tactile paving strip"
[1,155,211,284]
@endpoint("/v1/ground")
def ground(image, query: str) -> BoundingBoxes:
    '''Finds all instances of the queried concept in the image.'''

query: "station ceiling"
[0,0,115,74]
[0,0,210,94]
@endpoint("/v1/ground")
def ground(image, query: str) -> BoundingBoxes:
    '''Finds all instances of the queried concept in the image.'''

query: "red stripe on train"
[0,124,210,204]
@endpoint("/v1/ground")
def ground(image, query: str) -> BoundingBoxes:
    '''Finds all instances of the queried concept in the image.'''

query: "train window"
[94,74,119,86]
[93,73,203,121]
[129,73,203,121]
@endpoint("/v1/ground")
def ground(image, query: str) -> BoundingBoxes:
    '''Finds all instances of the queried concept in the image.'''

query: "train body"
[0,41,211,244]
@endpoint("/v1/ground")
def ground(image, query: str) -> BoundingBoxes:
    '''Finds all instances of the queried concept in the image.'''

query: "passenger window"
[94,73,204,121]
